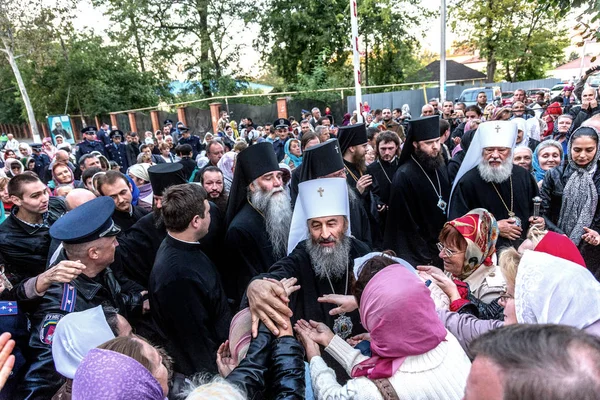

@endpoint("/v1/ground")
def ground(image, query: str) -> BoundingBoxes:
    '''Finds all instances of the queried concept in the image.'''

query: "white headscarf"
[516,250,600,328]
[513,118,529,148]
[128,163,151,183]
[52,306,115,379]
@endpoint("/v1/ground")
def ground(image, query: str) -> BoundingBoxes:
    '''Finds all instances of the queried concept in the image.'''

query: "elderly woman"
[439,248,600,356]
[217,151,236,193]
[296,264,471,399]
[5,158,23,178]
[418,208,504,319]
[128,163,153,211]
[518,226,585,267]
[282,138,302,170]
[540,126,600,278]
[51,306,120,400]
[513,146,533,172]
[532,140,563,187]
[42,137,57,160]
[72,335,169,400]
[514,118,539,153]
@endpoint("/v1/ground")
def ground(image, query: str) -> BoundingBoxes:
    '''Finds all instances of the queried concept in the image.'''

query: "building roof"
[555,56,598,70]
[421,60,487,82]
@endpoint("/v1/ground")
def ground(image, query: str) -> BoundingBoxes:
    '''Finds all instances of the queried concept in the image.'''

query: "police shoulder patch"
[39,313,63,345]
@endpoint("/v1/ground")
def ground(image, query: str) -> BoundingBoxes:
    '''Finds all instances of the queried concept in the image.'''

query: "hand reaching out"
[582,227,600,246]
[317,294,358,316]
[0,332,15,391]
[346,332,371,347]
[216,340,238,378]
[295,319,335,347]
[417,265,461,302]
[264,277,301,297]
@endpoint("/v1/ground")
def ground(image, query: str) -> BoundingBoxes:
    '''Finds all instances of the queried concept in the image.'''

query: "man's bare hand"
[0,332,15,391]
[247,279,292,338]
[317,294,358,316]
[36,260,86,294]
[497,219,522,240]
[356,174,373,195]
[263,277,301,297]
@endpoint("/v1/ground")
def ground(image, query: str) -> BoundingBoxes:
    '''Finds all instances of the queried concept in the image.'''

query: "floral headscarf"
[445,208,499,279]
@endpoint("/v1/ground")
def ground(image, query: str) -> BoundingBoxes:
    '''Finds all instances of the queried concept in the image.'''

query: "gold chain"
[344,165,362,183]
[490,176,514,217]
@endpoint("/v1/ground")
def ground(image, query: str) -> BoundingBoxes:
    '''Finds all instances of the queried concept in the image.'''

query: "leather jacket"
[226,324,306,400]
[0,197,66,301]
[17,250,144,400]
[540,162,600,233]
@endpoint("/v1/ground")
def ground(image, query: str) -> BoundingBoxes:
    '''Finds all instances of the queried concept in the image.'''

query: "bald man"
[421,104,435,117]
[48,189,97,266]
[65,188,97,211]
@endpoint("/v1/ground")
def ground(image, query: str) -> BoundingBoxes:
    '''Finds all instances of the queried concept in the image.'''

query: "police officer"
[177,125,202,159]
[75,126,106,162]
[272,118,290,162]
[18,197,145,399]
[105,129,129,173]
[28,144,51,180]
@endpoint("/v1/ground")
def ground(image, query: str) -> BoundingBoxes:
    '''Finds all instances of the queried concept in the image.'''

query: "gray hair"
[315,125,329,135]
[471,324,600,400]
[183,374,245,400]
[535,139,563,159]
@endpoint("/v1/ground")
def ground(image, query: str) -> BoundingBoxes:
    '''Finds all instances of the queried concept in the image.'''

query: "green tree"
[450,0,569,82]
[536,0,599,45]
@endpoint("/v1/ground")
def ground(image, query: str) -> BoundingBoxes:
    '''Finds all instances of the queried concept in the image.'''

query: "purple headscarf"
[72,348,164,400]
[351,264,447,379]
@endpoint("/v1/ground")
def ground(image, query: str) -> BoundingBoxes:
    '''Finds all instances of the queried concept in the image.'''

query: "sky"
[72,0,454,80]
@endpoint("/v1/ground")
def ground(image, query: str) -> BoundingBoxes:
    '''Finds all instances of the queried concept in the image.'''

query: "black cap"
[164,119,174,125]
[399,116,440,165]
[109,130,124,140]
[337,123,368,154]
[299,139,344,182]
[225,142,279,225]
[178,125,190,132]
[50,197,121,244]
[148,163,187,196]
[30,143,43,151]
[274,118,290,129]
[81,126,97,135]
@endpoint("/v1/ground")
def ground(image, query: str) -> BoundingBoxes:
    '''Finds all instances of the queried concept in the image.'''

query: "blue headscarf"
[284,139,303,168]
[532,140,564,182]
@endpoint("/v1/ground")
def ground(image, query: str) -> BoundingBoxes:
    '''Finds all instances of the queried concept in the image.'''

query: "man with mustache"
[449,121,542,249]
[245,178,370,380]
[224,143,293,307]
[199,166,228,214]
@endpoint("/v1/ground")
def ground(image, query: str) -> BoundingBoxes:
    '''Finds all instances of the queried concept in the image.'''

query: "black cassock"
[112,205,149,232]
[345,160,381,248]
[367,158,400,235]
[449,165,538,249]
[224,202,278,306]
[383,158,450,268]
[252,237,370,380]
[149,235,231,376]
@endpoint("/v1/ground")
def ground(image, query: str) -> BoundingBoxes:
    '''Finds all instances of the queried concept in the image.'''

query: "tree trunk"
[129,14,146,72]
[198,0,212,96]
[0,36,40,140]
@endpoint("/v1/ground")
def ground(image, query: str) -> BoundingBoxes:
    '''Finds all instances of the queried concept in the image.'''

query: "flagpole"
[350,0,363,123]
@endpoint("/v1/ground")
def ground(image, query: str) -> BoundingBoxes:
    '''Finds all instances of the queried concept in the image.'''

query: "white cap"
[287,178,351,254]
[449,121,518,210]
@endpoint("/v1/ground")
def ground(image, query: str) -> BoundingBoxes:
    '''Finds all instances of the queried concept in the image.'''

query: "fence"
[347,78,562,116]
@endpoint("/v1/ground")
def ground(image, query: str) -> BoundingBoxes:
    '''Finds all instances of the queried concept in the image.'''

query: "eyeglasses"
[498,292,514,305]
[436,242,465,258]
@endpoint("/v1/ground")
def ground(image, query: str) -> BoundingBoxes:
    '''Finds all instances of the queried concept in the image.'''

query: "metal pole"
[440,0,447,102]
[350,0,363,122]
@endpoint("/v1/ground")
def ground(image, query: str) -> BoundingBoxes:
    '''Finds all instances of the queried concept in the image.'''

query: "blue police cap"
[274,118,290,129]
[81,126,97,135]
[50,197,121,244]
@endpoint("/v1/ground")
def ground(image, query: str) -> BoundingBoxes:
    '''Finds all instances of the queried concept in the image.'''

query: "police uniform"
[105,130,130,173]
[18,197,144,399]
[272,118,290,162]
[177,125,202,159]
[75,126,106,162]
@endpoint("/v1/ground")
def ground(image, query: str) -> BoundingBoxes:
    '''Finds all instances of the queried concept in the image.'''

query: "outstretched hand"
[317,294,358,316]
[0,332,15,391]
[264,277,301,297]
[295,319,335,348]
[216,340,237,378]
[582,227,600,246]
[247,279,292,338]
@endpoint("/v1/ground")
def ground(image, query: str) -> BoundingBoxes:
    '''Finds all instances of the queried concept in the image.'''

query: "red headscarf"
[351,265,447,379]
[534,231,586,267]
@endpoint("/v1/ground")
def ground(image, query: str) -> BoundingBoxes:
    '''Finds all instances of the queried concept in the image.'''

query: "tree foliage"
[256,0,428,87]
[450,0,569,82]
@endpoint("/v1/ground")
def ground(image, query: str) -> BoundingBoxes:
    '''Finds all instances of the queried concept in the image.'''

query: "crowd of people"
[0,71,599,400]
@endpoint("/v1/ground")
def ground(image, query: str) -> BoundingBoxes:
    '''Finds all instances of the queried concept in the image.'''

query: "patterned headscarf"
[72,348,164,400]
[445,208,499,279]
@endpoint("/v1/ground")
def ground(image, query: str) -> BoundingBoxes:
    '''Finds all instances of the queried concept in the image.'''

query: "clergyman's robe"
[449,165,539,249]
[383,158,450,268]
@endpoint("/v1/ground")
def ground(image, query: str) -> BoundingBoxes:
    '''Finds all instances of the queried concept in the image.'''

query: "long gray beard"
[306,234,351,280]
[250,187,292,259]
[478,155,514,183]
